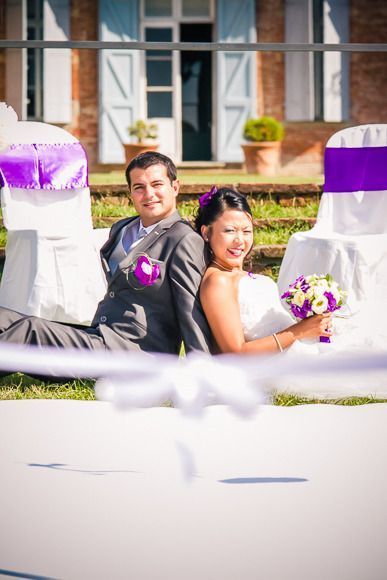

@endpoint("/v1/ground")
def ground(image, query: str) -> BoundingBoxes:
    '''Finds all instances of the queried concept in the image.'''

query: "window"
[181,0,210,18]
[285,0,349,122]
[313,0,324,120]
[144,0,172,17]
[145,27,173,117]
[27,0,43,120]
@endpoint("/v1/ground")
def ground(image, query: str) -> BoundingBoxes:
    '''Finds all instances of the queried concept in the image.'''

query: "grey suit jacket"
[92,211,213,354]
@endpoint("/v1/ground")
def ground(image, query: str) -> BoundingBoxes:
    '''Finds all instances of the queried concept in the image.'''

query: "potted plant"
[123,120,159,164]
[241,116,285,176]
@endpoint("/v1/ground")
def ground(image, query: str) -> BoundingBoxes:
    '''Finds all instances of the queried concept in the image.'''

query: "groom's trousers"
[0,306,106,350]
[0,307,108,379]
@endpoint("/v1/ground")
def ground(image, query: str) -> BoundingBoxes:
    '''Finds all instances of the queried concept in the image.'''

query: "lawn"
[89,171,324,186]
[0,185,380,406]
[0,373,384,405]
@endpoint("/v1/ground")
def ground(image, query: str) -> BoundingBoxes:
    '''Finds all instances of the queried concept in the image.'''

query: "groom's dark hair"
[125,151,177,187]
[194,187,252,233]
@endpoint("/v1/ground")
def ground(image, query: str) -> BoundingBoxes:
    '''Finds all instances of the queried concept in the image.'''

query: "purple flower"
[133,255,160,286]
[290,302,307,319]
[199,186,217,208]
[290,275,305,289]
[324,291,337,312]
[281,290,292,299]
[301,299,312,317]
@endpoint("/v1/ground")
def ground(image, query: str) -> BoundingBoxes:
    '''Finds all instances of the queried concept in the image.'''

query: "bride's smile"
[201,209,253,271]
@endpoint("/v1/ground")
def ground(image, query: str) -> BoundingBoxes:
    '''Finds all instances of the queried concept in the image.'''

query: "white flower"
[311,295,328,314]
[141,262,153,275]
[329,286,341,303]
[293,290,306,307]
[313,280,329,296]
[305,287,315,300]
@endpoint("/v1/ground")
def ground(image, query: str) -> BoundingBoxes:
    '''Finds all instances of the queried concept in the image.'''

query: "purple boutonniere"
[127,254,160,288]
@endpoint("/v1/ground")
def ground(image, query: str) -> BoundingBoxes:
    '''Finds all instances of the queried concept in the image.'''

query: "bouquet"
[281,274,347,343]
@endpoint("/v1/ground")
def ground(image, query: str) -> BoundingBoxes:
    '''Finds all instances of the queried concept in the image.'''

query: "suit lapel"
[109,211,182,283]
[124,210,181,263]
[101,216,139,279]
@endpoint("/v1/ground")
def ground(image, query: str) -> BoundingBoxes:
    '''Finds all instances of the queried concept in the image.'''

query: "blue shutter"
[99,0,139,163]
[216,0,256,162]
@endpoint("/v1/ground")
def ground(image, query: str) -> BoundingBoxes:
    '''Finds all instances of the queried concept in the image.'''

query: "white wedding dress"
[238,273,387,399]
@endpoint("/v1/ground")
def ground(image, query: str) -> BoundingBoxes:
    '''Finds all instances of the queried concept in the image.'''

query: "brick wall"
[0,0,6,101]
[350,0,387,123]
[68,0,99,168]
[255,0,285,121]
[255,0,387,175]
[280,122,347,176]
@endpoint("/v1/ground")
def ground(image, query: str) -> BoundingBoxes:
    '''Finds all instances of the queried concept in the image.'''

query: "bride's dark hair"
[194,187,252,233]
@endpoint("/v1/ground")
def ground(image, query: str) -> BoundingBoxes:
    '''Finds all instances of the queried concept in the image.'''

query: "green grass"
[0,228,7,247]
[0,373,384,405]
[90,200,319,220]
[89,171,324,186]
[254,220,312,245]
[249,199,319,218]
[273,392,387,406]
[0,374,95,400]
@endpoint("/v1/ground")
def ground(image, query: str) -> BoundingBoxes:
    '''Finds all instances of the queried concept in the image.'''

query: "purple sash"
[0,142,88,190]
[324,146,387,193]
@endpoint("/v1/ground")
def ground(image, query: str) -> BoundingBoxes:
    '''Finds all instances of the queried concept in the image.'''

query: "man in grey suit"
[0,152,213,371]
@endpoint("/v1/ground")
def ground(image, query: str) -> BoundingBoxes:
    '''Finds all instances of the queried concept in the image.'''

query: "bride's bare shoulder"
[201,269,242,295]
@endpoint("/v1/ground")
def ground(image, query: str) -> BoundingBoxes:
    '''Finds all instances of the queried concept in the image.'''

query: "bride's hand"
[293,313,333,340]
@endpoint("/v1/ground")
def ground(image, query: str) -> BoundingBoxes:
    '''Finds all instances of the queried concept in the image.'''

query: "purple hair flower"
[198,186,217,208]
[133,254,160,287]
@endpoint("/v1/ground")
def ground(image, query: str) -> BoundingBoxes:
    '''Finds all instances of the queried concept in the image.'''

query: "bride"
[195,187,387,398]
[195,187,332,355]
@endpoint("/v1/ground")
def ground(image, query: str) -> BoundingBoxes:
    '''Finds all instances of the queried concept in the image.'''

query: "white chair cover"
[0,119,107,324]
[278,124,387,315]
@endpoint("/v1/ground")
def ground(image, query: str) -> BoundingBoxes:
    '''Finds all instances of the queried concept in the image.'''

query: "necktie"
[137,227,147,243]
[123,225,147,253]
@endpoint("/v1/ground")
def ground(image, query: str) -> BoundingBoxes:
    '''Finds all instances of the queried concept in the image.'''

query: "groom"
[0,152,213,370]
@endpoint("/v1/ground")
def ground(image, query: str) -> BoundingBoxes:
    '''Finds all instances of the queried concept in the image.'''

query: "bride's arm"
[200,273,332,354]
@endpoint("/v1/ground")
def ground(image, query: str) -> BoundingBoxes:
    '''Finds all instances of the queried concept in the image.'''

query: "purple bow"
[199,186,217,208]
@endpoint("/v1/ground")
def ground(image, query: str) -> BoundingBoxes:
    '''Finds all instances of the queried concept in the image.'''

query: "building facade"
[1,0,387,174]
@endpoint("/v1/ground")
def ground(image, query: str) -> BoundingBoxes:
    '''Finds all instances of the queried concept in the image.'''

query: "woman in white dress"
[195,187,332,355]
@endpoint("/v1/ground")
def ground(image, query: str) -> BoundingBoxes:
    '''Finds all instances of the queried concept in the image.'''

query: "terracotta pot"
[123,142,159,165]
[241,141,282,175]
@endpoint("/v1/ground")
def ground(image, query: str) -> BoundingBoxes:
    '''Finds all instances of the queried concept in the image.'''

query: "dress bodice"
[238,274,294,342]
